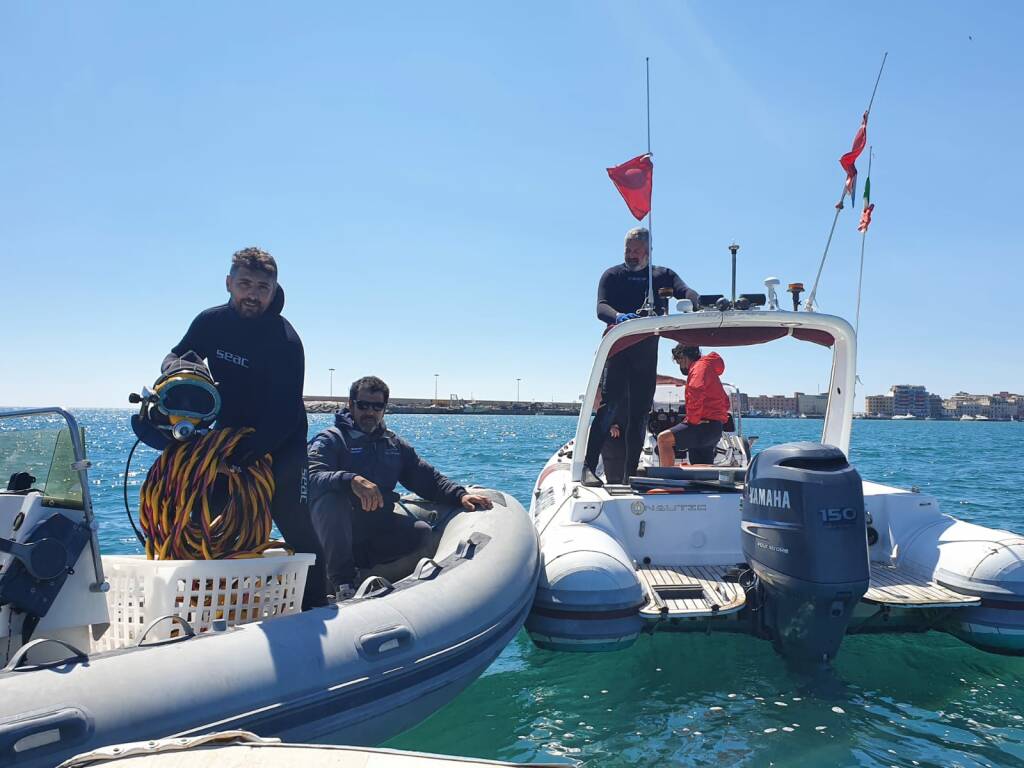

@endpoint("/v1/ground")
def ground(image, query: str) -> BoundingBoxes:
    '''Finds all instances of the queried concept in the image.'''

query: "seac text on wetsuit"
[164,286,327,609]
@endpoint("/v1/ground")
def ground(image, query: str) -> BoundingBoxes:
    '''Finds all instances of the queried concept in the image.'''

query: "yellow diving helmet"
[130,353,221,450]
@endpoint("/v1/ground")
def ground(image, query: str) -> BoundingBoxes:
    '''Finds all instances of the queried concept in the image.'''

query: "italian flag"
[858,176,875,233]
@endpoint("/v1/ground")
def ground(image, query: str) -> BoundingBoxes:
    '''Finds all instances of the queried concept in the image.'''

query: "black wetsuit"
[307,409,467,587]
[164,287,327,610]
[585,265,699,480]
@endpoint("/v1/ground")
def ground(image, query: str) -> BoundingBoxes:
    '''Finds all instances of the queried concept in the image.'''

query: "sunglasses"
[354,399,386,412]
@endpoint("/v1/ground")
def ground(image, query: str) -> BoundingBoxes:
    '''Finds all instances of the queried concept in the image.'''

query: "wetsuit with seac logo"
[164,286,327,609]
[585,264,699,481]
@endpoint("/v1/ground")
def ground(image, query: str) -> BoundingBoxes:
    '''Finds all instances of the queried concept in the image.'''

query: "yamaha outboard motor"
[742,442,869,664]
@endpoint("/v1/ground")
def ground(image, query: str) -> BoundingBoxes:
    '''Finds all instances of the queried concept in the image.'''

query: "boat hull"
[0,495,539,768]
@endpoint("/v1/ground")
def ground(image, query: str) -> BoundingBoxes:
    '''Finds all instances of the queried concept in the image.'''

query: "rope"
[138,428,282,560]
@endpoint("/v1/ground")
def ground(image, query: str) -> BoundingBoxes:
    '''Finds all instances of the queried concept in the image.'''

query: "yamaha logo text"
[747,487,791,510]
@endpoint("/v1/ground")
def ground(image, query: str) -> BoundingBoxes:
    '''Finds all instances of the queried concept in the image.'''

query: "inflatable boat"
[56,730,558,768]
[0,408,539,768]
[526,302,1024,662]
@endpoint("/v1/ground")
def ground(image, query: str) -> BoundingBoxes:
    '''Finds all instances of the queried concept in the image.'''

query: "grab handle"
[0,707,91,762]
[413,557,442,580]
[358,625,413,656]
[354,576,394,600]
[135,614,196,647]
[2,638,88,672]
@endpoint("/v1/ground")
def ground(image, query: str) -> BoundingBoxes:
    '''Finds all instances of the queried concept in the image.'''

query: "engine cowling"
[742,442,868,664]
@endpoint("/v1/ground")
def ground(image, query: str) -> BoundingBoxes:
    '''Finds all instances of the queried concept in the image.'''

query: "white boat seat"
[637,564,746,619]
[865,563,980,608]
[642,466,747,482]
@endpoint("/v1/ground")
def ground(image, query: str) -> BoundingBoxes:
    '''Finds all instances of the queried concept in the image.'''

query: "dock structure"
[304,396,580,416]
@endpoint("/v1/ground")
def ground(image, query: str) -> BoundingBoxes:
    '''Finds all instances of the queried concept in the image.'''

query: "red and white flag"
[839,112,868,206]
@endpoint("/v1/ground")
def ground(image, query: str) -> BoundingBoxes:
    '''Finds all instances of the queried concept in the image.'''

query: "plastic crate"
[92,551,315,652]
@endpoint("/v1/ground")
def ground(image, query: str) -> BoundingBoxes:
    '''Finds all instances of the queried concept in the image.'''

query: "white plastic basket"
[92,551,315,653]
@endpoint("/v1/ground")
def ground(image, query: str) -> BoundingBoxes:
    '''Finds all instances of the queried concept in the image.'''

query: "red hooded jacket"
[685,352,730,425]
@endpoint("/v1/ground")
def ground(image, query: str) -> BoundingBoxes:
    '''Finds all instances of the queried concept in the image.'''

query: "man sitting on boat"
[656,345,729,467]
[308,375,494,597]
[584,226,700,482]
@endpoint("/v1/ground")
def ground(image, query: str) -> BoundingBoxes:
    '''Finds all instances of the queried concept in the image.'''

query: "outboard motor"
[742,442,868,664]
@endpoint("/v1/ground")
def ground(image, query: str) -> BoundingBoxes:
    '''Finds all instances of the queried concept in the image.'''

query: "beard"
[624,259,647,272]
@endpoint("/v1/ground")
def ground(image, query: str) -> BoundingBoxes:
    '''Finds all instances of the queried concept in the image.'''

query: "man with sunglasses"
[308,375,494,597]
[163,247,327,610]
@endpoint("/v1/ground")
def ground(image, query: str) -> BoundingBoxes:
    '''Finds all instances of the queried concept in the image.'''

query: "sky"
[2,2,1022,408]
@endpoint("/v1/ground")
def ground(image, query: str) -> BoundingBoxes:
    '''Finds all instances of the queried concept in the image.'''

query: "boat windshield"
[0,426,86,509]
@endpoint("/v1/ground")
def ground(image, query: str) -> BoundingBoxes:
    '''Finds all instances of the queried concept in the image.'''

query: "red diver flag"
[607,153,653,220]
[839,112,868,206]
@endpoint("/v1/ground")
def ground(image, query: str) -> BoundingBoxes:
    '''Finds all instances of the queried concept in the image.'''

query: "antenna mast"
[643,57,655,313]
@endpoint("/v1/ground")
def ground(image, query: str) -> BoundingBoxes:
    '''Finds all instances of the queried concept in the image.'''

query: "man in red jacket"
[657,345,730,467]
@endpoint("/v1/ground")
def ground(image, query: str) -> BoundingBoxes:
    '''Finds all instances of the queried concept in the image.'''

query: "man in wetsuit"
[583,227,700,483]
[164,247,327,610]
[657,345,729,466]
[308,375,493,597]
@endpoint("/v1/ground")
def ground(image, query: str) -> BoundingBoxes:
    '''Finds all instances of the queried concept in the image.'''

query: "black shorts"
[669,420,724,465]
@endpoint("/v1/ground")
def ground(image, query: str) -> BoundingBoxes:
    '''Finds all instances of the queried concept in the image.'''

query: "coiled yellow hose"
[139,428,283,559]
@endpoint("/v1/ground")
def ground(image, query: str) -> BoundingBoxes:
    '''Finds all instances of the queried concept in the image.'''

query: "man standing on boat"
[163,247,327,609]
[657,345,729,467]
[583,227,700,482]
[308,375,494,597]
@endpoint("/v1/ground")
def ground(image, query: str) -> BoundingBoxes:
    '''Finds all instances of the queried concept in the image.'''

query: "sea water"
[6,411,1024,766]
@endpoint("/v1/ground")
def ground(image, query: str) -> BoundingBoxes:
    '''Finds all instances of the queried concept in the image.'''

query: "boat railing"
[0,407,108,592]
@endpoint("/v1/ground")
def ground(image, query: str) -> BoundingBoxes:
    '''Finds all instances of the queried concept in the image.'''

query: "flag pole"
[805,53,887,313]
[644,56,655,313]
[854,147,873,335]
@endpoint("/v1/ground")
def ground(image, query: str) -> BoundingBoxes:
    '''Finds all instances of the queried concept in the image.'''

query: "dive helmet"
[130,352,221,450]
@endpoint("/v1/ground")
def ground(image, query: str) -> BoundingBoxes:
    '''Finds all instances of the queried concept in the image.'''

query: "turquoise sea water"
[4,410,1024,766]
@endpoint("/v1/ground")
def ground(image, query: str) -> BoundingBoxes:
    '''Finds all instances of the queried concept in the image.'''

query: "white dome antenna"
[764,276,781,310]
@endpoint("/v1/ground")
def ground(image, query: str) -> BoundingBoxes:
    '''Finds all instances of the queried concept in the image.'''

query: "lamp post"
[434,374,439,406]
[329,368,335,398]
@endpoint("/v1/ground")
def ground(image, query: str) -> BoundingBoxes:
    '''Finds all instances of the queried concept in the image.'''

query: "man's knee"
[657,430,675,449]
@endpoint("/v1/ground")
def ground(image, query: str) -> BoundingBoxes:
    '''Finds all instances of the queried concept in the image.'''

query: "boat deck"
[865,563,980,608]
[638,564,746,619]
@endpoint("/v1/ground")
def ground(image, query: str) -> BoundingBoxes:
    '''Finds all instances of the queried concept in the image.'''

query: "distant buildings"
[863,386,1024,420]
[731,384,1024,420]
[733,392,827,417]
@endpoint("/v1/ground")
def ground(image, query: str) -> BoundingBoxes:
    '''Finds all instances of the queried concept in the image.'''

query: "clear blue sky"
[2,2,1021,408]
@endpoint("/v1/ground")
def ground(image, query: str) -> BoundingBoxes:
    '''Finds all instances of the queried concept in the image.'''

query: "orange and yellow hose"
[139,428,283,559]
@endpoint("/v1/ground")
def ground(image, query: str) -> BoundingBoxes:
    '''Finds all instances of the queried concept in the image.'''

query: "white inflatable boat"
[56,730,562,768]
[526,304,1024,662]
[0,408,539,767]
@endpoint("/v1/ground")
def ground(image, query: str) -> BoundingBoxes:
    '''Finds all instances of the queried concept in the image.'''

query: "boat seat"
[864,563,980,608]
[637,564,746,619]
[642,466,746,483]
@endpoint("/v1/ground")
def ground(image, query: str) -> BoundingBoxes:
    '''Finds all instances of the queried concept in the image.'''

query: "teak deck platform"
[865,563,980,608]
[638,564,746,619]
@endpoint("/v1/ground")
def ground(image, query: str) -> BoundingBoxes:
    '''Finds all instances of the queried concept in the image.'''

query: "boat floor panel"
[638,564,746,618]
[865,563,980,608]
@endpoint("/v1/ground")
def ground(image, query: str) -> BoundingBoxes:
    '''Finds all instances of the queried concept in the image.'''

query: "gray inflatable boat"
[0,408,539,768]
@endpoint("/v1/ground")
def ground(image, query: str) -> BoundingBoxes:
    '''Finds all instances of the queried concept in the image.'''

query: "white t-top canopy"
[571,309,857,482]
